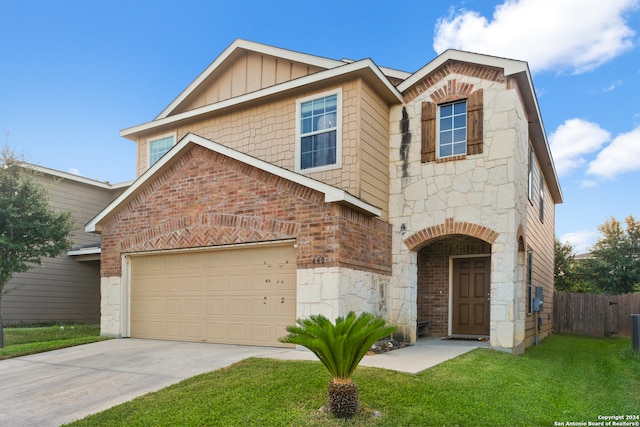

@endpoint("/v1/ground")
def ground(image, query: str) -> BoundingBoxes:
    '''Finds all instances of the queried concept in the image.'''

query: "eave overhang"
[120,59,402,140]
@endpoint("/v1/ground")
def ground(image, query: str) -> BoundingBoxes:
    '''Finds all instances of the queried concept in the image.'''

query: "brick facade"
[405,218,500,251]
[100,144,391,277]
[403,61,505,103]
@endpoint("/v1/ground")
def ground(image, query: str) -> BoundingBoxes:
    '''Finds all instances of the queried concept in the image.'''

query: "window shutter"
[421,101,436,162]
[467,89,483,155]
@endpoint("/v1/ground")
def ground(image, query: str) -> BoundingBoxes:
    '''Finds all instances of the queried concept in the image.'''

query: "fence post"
[632,314,640,352]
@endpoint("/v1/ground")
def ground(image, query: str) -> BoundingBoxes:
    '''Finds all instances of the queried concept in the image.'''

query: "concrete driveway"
[0,339,285,427]
[0,337,486,426]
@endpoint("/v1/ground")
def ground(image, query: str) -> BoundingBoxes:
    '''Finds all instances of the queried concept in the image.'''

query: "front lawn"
[0,323,109,360]
[67,334,640,426]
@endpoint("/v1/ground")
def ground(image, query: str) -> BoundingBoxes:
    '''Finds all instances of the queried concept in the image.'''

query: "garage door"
[129,243,296,347]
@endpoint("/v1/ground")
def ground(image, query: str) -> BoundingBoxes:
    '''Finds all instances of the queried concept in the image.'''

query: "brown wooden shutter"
[421,101,436,162]
[467,89,483,155]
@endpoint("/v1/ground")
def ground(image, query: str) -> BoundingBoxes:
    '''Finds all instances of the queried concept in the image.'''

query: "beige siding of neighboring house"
[172,51,325,115]
[524,146,556,346]
[136,78,390,218]
[2,171,125,325]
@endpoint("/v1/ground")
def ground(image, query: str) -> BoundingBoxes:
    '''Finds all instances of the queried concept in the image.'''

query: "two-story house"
[3,165,129,326]
[87,40,562,354]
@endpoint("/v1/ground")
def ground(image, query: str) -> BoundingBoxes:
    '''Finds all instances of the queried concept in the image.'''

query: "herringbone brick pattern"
[100,144,391,277]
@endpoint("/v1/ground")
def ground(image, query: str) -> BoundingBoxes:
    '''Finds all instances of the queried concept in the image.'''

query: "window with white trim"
[539,174,545,222]
[528,146,534,202]
[527,248,534,314]
[148,134,176,166]
[296,91,341,172]
[437,100,467,158]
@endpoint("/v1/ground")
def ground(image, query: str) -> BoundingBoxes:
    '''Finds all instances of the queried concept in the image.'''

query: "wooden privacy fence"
[554,292,640,338]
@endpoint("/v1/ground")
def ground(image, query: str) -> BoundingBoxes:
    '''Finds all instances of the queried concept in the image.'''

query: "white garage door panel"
[130,244,296,347]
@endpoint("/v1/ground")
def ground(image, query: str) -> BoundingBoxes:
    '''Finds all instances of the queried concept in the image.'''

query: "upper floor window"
[437,100,467,158]
[148,133,176,166]
[528,145,534,202]
[421,88,483,163]
[527,248,534,314]
[539,174,545,222]
[296,90,341,172]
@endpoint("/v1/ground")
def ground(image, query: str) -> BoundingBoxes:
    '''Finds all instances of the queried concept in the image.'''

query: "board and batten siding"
[2,170,125,325]
[358,80,390,220]
[524,144,556,346]
[172,51,325,115]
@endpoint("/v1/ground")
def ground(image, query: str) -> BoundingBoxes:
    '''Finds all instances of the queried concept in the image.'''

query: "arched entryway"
[406,219,498,339]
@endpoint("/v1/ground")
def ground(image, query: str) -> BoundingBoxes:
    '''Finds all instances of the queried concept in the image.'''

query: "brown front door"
[452,257,490,336]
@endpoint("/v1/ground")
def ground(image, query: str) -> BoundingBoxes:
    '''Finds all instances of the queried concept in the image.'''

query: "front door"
[452,257,490,336]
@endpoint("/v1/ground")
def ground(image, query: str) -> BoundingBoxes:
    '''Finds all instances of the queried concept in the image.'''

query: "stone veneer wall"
[297,267,390,322]
[100,276,122,337]
[389,68,530,353]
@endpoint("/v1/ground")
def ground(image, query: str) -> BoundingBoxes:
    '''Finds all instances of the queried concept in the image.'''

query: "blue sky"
[1,0,639,253]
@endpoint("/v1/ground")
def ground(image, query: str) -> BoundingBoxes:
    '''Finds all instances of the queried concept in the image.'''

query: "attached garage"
[128,243,296,347]
[91,136,387,344]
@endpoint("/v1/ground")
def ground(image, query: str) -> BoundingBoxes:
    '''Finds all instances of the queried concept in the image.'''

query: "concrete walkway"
[266,337,489,374]
[0,337,487,426]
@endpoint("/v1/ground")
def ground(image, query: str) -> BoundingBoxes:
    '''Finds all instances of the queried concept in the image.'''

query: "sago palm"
[279,311,397,418]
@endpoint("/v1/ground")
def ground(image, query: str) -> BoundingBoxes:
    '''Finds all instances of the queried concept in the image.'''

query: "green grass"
[66,334,640,427]
[0,323,109,360]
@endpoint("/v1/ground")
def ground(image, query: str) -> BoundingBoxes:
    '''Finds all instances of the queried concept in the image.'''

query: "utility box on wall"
[533,286,544,312]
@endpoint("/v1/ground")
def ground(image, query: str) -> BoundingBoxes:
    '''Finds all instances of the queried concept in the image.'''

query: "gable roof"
[20,163,132,189]
[120,40,403,139]
[399,49,562,204]
[86,133,382,233]
[119,42,561,204]
[156,39,348,120]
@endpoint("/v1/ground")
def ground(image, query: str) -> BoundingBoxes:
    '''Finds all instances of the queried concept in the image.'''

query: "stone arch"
[404,217,499,251]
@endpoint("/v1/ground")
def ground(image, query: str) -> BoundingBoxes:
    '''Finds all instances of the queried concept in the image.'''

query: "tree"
[279,311,396,419]
[554,239,595,293]
[554,238,576,292]
[0,145,76,347]
[586,215,640,295]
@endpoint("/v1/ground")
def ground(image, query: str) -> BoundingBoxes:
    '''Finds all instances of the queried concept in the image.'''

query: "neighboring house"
[87,40,562,354]
[2,165,129,325]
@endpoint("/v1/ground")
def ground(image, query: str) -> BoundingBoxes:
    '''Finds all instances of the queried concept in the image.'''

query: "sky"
[1,0,639,254]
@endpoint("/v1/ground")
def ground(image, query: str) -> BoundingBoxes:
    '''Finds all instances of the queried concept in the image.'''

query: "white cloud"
[559,230,599,254]
[602,80,623,92]
[433,0,637,74]
[549,119,610,176]
[68,167,81,176]
[587,125,640,179]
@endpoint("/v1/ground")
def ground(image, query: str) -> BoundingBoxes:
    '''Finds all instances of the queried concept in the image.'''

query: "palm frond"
[279,311,397,381]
